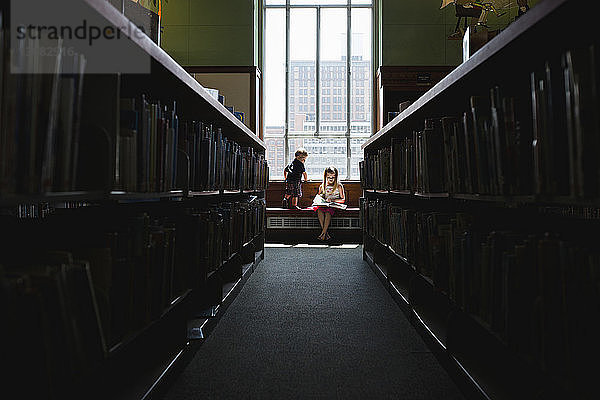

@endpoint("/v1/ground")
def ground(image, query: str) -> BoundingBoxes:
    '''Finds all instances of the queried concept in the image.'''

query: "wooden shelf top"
[365,190,600,208]
[83,0,265,151]
[108,190,185,202]
[0,189,267,207]
[108,289,193,357]
[362,0,571,150]
[453,193,537,204]
[0,191,105,207]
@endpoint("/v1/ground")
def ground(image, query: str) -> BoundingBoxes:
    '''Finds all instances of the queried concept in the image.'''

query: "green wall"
[161,0,257,66]
[380,0,543,67]
[381,0,461,66]
[161,0,543,68]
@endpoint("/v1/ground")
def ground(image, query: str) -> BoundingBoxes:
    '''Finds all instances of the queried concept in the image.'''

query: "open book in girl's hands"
[312,194,347,210]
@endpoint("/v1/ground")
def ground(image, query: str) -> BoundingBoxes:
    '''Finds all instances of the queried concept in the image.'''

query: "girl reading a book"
[314,166,345,241]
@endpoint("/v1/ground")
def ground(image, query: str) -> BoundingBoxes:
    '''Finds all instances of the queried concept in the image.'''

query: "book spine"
[149,103,157,192]
[70,55,87,191]
[462,112,473,194]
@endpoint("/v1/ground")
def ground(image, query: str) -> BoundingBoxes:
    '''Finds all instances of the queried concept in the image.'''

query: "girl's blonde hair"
[321,166,339,193]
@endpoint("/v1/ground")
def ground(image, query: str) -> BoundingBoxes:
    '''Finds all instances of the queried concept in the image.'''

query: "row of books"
[118,97,179,193]
[183,198,265,280]
[0,29,268,197]
[361,87,534,195]
[1,254,104,399]
[362,199,600,386]
[196,82,245,124]
[0,197,266,397]
[539,206,600,220]
[531,43,599,198]
[361,42,600,201]
[2,211,181,349]
[0,29,87,195]
[120,98,269,194]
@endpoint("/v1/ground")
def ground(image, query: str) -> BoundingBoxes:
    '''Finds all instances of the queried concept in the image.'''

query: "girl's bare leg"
[322,213,332,239]
[317,209,325,239]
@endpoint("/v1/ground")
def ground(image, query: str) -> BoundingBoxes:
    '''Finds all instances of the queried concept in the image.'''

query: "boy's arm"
[303,171,308,182]
[284,169,288,180]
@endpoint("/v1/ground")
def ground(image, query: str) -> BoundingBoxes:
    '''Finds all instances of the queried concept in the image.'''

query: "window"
[263,0,372,180]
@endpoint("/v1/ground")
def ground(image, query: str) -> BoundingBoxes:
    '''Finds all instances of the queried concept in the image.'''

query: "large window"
[263,0,373,180]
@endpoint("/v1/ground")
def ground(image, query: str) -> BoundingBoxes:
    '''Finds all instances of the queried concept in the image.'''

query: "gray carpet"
[162,245,466,399]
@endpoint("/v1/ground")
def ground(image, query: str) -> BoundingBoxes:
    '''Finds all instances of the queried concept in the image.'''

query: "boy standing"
[283,148,308,209]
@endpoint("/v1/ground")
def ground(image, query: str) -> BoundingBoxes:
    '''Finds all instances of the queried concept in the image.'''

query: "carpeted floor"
[161,245,466,399]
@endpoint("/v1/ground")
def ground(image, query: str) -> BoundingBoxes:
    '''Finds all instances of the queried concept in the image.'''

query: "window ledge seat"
[266,207,360,216]
[265,207,362,244]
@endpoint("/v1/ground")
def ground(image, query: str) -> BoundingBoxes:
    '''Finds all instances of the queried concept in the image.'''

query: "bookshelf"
[376,66,455,132]
[361,0,598,399]
[0,1,267,399]
[186,66,263,140]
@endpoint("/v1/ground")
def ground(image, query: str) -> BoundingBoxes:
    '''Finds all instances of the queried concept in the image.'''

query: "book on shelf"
[423,118,446,193]
[204,88,219,101]
[390,138,402,191]
[469,95,491,195]
[0,32,87,196]
[234,111,245,123]
[562,44,600,199]
[1,250,107,396]
[489,86,507,195]
[118,98,138,192]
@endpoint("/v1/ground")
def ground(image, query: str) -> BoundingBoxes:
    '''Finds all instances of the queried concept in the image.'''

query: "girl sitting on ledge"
[314,166,345,241]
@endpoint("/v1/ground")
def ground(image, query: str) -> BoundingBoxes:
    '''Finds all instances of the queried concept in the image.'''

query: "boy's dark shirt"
[285,158,305,182]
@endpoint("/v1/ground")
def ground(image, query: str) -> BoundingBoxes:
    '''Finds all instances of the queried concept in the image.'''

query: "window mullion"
[316,6,321,137]
[346,2,351,180]
[284,1,290,167]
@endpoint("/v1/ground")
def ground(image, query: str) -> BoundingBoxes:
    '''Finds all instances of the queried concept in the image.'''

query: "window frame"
[263,0,373,180]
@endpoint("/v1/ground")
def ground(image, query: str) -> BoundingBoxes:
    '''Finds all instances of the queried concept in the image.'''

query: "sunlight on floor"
[265,243,361,249]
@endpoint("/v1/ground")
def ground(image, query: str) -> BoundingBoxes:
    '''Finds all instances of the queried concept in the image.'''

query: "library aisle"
[161,245,465,399]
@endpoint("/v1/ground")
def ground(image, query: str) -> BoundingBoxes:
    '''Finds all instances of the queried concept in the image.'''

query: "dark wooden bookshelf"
[0,190,267,208]
[107,289,194,357]
[0,191,104,207]
[0,1,268,399]
[365,190,600,217]
[362,0,572,151]
[414,192,449,199]
[188,191,221,197]
[107,190,185,203]
[389,189,412,195]
[453,193,536,204]
[83,0,265,151]
[361,1,594,399]
[363,232,489,400]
